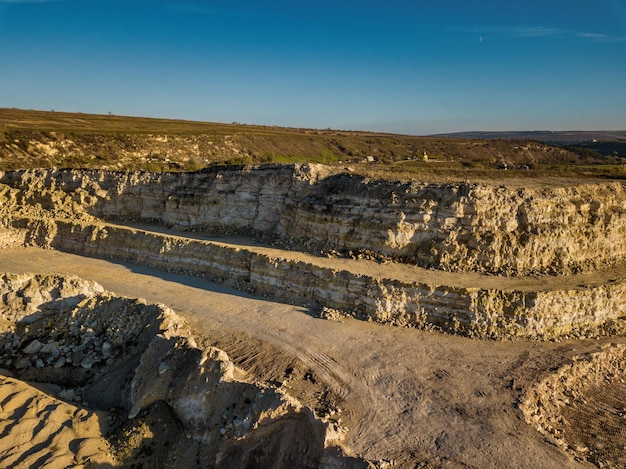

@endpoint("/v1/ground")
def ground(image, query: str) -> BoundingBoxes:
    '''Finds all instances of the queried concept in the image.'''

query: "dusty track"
[1,247,621,467]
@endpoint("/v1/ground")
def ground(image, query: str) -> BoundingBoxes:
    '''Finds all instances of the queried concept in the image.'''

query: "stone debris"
[0,272,361,468]
[520,344,626,467]
[0,283,167,376]
[22,339,43,354]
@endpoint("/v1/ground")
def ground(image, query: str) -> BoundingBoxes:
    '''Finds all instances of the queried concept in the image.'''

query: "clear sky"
[1,0,625,134]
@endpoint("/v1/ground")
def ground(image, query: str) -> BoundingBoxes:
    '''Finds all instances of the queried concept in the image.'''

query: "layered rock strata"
[0,273,356,468]
[2,165,626,275]
[3,217,626,340]
[1,164,625,339]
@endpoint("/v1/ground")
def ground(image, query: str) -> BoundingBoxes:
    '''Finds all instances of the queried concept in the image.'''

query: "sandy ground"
[0,247,621,467]
[0,374,115,467]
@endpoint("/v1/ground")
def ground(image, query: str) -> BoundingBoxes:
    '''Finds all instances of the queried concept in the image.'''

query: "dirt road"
[0,247,611,467]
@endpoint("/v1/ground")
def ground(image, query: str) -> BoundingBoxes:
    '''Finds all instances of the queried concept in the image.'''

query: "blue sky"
[1,0,625,134]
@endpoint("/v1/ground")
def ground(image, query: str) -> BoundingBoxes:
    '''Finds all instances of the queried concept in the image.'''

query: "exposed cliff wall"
[2,165,626,276]
[5,217,626,340]
[1,165,625,339]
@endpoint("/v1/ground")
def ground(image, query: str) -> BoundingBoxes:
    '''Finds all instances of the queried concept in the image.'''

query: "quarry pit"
[1,163,626,468]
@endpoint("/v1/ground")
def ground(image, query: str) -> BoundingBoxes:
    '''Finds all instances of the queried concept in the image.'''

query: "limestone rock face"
[1,165,626,339]
[2,218,624,340]
[2,165,626,275]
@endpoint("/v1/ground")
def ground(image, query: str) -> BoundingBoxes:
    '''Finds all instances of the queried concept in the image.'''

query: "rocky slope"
[2,218,626,340]
[521,343,626,468]
[0,273,359,468]
[2,165,626,276]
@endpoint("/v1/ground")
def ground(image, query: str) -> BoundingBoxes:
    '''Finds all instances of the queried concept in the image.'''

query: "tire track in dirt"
[204,310,356,400]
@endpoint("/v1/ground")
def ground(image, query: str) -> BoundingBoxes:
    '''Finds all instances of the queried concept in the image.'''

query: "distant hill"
[431,130,626,158]
[430,130,626,145]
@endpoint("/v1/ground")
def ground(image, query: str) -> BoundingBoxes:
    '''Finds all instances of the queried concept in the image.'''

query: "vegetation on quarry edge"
[1,108,625,182]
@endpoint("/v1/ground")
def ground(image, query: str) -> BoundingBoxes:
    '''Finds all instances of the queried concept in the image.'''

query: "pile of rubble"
[0,273,360,467]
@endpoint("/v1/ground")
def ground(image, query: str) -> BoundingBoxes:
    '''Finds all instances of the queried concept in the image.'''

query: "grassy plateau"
[1,108,624,183]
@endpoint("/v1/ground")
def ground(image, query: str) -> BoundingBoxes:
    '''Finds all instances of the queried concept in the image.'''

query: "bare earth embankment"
[1,111,626,468]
